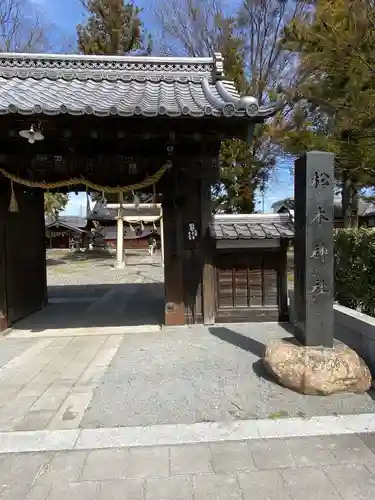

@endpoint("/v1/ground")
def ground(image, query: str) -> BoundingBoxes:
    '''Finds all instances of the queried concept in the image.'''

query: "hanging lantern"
[19,123,44,144]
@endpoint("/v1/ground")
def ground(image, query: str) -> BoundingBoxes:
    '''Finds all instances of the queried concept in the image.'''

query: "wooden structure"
[0,52,279,331]
[208,214,293,323]
[88,202,162,251]
[45,216,89,249]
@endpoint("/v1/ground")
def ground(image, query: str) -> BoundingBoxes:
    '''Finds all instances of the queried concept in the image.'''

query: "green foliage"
[44,193,69,217]
[214,137,271,213]
[334,228,375,316]
[77,0,151,55]
[279,0,375,226]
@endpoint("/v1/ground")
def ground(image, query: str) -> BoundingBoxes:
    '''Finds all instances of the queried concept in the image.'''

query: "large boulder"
[263,340,372,395]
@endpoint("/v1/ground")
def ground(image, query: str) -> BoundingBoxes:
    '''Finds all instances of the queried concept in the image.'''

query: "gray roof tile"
[0,52,281,118]
[210,214,294,240]
[88,203,161,220]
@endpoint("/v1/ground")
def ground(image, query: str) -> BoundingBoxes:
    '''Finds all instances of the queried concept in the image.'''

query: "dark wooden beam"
[0,114,254,144]
[278,239,289,322]
[0,183,8,332]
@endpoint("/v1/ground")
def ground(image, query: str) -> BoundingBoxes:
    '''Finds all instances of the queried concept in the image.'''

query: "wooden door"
[215,250,280,322]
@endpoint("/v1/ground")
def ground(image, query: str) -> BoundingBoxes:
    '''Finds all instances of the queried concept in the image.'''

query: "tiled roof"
[45,215,87,228]
[88,203,161,221]
[45,217,88,233]
[0,52,280,118]
[210,213,294,240]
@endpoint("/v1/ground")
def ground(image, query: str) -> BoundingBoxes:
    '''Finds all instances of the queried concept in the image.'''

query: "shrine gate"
[0,52,278,332]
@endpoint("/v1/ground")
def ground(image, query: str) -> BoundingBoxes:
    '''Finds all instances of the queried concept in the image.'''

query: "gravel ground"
[47,249,164,288]
[81,323,375,428]
[42,249,375,428]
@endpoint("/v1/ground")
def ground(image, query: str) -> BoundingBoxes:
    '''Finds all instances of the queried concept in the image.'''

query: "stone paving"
[2,434,375,499]
[0,335,122,431]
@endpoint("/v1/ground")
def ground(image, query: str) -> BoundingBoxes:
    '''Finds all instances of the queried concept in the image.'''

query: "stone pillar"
[114,192,125,269]
[294,151,335,347]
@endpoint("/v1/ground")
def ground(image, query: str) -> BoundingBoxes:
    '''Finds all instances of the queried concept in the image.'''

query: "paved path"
[2,434,375,499]
[0,335,122,431]
[11,251,164,337]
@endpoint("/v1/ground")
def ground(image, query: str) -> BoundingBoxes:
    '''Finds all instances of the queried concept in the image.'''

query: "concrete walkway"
[2,432,375,499]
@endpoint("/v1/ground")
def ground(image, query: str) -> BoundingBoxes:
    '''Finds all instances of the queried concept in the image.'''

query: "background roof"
[272,197,375,218]
[45,215,87,228]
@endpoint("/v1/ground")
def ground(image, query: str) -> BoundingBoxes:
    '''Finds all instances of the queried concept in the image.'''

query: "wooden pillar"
[202,237,216,325]
[163,155,218,326]
[114,192,125,269]
[0,182,8,332]
[3,187,46,327]
[201,159,217,325]
[162,162,185,325]
[278,239,289,322]
[163,201,185,325]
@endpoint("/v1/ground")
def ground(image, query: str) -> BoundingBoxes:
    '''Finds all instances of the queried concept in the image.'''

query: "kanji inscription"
[311,170,330,188]
[310,244,328,263]
[311,278,329,296]
[294,151,334,347]
[312,206,329,224]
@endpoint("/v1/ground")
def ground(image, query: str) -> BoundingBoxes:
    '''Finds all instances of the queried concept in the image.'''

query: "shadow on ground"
[13,283,165,332]
[209,326,292,383]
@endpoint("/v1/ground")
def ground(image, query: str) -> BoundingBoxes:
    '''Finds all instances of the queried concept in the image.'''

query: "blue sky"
[32,0,292,214]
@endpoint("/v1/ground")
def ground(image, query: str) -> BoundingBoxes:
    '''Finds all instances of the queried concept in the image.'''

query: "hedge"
[334,228,375,316]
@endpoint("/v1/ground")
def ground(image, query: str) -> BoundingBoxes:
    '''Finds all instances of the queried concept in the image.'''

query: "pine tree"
[77,0,151,55]
[278,0,375,227]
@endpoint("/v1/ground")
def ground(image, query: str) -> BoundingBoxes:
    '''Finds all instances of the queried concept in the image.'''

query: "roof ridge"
[0,52,224,82]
